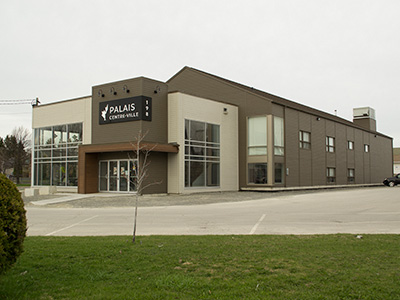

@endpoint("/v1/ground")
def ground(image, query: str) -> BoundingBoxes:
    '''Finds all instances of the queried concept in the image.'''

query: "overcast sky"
[1,0,399,146]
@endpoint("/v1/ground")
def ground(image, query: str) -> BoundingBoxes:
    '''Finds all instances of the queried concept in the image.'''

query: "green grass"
[1,235,399,299]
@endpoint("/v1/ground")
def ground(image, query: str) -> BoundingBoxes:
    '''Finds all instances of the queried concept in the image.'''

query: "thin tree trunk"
[132,192,139,243]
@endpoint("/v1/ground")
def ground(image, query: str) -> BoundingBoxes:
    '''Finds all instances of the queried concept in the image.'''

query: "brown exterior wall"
[92,77,169,145]
[78,151,98,194]
[282,108,392,187]
[168,67,392,188]
[79,77,171,194]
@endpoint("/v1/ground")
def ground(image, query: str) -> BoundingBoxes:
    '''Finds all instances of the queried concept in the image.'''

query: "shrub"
[0,173,27,274]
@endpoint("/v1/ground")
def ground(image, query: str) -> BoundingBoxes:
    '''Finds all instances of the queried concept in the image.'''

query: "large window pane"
[184,119,220,188]
[67,162,78,186]
[52,162,66,186]
[248,116,267,156]
[206,162,220,186]
[190,162,205,187]
[129,160,138,192]
[33,123,83,187]
[68,123,82,144]
[274,117,284,155]
[38,163,51,185]
[53,125,67,146]
[206,124,220,143]
[40,127,53,145]
[190,121,205,142]
[275,163,284,184]
[34,128,40,146]
[248,163,268,184]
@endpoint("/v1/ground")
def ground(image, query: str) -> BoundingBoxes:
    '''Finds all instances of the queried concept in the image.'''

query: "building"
[31,67,393,194]
[394,148,400,174]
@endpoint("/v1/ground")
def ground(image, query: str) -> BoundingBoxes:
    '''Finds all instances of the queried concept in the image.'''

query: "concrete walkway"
[30,194,93,206]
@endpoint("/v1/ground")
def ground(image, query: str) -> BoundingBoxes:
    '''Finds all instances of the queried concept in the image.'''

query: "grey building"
[31,67,393,194]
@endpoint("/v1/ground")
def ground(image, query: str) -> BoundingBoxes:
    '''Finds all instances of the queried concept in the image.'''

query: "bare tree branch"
[130,130,162,243]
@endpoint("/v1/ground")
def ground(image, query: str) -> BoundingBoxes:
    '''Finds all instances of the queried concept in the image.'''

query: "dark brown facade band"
[78,142,179,194]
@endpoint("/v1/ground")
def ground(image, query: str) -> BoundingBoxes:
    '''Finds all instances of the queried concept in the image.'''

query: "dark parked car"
[383,174,400,187]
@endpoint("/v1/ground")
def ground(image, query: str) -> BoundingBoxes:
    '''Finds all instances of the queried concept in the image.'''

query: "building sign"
[99,96,152,125]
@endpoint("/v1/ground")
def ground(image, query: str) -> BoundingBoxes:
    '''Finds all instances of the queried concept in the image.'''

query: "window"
[299,131,311,149]
[364,144,370,153]
[248,163,267,184]
[184,120,220,188]
[348,168,355,183]
[326,136,335,152]
[327,167,336,183]
[348,141,354,150]
[275,163,284,184]
[274,117,284,155]
[33,123,82,187]
[248,116,267,155]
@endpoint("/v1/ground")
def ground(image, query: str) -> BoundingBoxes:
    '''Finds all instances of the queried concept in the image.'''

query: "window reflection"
[33,123,82,187]
[185,120,220,188]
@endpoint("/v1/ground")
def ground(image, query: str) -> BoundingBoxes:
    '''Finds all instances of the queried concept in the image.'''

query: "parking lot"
[26,186,400,236]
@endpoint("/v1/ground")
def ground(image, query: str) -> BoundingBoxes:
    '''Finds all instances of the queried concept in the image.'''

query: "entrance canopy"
[79,142,179,154]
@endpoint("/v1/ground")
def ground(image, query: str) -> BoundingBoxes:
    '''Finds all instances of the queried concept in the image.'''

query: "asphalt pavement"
[24,186,400,236]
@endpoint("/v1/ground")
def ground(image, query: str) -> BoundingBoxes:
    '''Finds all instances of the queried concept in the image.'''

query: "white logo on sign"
[101,104,108,121]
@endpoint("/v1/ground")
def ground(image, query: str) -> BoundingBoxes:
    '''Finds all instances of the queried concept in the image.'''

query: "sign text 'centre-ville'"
[99,96,152,125]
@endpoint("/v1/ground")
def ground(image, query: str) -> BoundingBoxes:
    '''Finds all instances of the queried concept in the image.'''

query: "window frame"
[274,116,284,156]
[184,119,220,188]
[326,167,336,183]
[248,163,268,184]
[33,123,83,187]
[348,168,355,183]
[326,136,335,153]
[248,116,267,156]
[299,131,311,150]
[347,141,354,150]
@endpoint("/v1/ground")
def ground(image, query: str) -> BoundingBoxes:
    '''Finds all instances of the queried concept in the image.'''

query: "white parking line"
[249,214,266,234]
[45,215,99,236]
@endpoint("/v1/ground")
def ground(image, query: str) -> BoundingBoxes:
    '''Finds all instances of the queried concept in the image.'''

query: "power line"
[0,99,37,105]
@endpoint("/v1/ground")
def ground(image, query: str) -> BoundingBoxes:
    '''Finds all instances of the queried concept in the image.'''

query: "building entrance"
[99,160,137,192]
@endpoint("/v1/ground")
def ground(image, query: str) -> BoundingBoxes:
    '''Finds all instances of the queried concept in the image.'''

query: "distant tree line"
[0,127,31,184]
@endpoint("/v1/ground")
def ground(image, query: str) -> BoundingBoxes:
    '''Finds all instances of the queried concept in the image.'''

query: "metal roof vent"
[353,107,376,131]
[353,107,376,120]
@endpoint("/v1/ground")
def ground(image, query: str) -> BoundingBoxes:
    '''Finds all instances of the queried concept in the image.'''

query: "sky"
[1,0,399,146]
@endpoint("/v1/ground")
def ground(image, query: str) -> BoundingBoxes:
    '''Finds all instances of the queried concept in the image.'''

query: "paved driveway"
[26,187,400,236]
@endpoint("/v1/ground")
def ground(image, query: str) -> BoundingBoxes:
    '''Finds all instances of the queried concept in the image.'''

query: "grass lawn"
[0,235,399,299]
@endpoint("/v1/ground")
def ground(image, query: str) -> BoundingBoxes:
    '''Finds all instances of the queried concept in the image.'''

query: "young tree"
[2,127,31,183]
[130,130,161,243]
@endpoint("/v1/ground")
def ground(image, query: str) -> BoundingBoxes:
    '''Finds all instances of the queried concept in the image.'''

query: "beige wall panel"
[33,97,92,144]
[167,95,182,194]
[167,93,238,194]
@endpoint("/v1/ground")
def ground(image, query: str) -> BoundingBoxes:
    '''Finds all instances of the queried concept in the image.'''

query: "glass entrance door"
[99,160,137,193]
